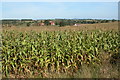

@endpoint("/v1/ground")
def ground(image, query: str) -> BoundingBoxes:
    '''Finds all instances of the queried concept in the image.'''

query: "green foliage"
[1,19,114,27]
[44,20,50,26]
[59,21,65,27]
[26,22,31,27]
[1,30,119,77]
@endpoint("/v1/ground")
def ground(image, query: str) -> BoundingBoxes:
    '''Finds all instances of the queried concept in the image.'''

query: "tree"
[112,19,116,22]
[27,22,31,27]
[59,21,65,27]
[44,20,50,26]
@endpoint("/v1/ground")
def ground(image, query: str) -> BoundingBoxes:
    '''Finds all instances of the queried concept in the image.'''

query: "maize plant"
[1,30,119,77]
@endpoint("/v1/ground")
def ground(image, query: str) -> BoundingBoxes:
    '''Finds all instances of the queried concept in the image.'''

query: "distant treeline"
[1,19,117,27]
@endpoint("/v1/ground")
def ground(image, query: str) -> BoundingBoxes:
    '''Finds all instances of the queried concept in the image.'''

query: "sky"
[1,2,118,20]
[1,0,120,2]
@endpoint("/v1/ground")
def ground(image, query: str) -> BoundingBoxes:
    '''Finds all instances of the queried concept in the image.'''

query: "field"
[1,22,120,78]
[2,22,118,32]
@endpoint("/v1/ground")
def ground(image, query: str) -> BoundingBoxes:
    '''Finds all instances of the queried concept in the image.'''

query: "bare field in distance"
[3,22,118,32]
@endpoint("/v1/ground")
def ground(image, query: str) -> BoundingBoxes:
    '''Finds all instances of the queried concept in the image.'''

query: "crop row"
[1,30,119,77]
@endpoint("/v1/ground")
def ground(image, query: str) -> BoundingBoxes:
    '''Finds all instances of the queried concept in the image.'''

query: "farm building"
[49,21,55,25]
[74,23,81,26]
[38,22,45,26]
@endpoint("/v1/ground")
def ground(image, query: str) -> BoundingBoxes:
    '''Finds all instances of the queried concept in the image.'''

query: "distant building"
[38,22,45,26]
[49,21,55,25]
[74,23,81,26]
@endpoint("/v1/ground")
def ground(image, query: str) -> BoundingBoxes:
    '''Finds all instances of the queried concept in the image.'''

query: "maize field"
[1,30,119,77]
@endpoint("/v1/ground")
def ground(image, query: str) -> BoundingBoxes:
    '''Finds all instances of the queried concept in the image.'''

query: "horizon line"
[1,18,118,20]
